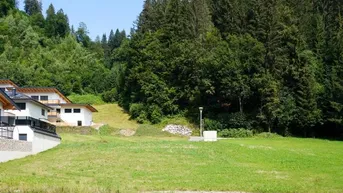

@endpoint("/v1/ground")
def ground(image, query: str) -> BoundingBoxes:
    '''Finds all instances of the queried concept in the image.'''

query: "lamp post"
[199,107,203,137]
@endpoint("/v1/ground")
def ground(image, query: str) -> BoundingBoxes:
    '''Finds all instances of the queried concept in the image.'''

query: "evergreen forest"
[1,0,343,138]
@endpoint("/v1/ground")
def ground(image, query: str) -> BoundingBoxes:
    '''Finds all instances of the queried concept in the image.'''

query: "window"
[57,108,61,114]
[65,109,72,113]
[19,134,27,141]
[41,109,45,116]
[77,121,82,126]
[31,96,39,100]
[40,96,49,101]
[16,103,26,110]
[73,109,81,113]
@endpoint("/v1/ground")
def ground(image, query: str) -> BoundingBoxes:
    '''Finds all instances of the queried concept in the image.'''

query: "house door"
[77,121,82,126]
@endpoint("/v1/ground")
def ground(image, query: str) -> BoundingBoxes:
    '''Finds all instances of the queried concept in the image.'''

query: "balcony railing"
[0,127,14,139]
[40,99,60,104]
[48,111,60,118]
[0,116,57,135]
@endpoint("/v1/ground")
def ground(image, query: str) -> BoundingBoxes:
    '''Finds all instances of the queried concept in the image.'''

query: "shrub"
[226,112,252,129]
[219,128,253,138]
[148,105,163,124]
[129,103,145,119]
[204,119,224,131]
[68,94,105,105]
[101,88,118,103]
[136,111,148,124]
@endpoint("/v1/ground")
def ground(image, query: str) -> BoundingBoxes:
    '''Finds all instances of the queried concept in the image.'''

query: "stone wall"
[0,139,32,152]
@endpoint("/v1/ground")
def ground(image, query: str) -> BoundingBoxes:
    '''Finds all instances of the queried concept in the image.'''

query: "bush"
[226,112,252,129]
[68,94,105,105]
[148,105,163,124]
[204,119,225,131]
[219,128,253,138]
[101,88,118,103]
[129,103,145,119]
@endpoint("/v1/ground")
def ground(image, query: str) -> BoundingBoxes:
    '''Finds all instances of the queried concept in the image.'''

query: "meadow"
[0,104,342,193]
[0,130,342,193]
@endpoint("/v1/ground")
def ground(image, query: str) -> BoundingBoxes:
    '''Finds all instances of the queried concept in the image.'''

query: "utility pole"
[199,107,203,137]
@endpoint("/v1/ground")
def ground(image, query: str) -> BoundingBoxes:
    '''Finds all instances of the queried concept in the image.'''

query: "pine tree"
[55,9,70,37]
[24,0,42,16]
[45,4,56,37]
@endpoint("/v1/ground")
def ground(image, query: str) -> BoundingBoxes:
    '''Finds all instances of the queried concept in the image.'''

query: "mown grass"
[93,104,139,130]
[0,129,343,193]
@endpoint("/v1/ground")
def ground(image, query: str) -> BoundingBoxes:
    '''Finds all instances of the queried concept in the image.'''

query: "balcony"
[0,116,15,139]
[0,116,57,135]
[39,99,60,104]
[48,111,60,118]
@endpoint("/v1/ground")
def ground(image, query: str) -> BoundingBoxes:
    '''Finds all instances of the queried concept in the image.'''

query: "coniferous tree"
[45,4,56,37]
[24,0,42,16]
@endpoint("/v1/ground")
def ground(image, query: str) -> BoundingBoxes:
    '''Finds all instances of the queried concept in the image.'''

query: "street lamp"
[199,107,203,137]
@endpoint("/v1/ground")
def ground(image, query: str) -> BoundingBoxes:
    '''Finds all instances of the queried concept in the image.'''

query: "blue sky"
[18,0,144,40]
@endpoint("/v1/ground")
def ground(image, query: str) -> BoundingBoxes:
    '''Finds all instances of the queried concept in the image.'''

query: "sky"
[18,0,144,40]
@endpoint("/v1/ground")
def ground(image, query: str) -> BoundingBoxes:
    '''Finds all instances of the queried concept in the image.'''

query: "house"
[0,80,98,127]
[0,89,60,162]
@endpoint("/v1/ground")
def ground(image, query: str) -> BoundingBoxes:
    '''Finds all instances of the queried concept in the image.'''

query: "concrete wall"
[32,132,60,154]
[60,106,93,126]
[23,92,68,104]
[12,126,34,141]
[0,138,32,152]
[6,101,49,120]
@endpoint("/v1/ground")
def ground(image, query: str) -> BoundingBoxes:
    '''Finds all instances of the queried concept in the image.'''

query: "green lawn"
[0,131,343,193]
[93,104,139,130]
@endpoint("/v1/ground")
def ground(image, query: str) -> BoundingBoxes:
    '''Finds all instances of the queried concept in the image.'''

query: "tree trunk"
[239,96,243,114]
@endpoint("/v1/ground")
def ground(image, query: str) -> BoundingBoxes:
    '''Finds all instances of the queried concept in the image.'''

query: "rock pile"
[162,125,192,136]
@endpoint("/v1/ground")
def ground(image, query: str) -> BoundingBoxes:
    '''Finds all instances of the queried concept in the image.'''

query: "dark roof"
[5,90,53,110]
[0,89,20,110]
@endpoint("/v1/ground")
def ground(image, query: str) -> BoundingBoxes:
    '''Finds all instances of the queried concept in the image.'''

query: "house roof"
[0,89,20,110]
[17,87,72,103]
[5,90,53,110]
[59,103,98,112]
[0,79,19,88]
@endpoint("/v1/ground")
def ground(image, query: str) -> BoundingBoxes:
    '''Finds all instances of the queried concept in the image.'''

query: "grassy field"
[0,131,343,193]
[1,103,343,193]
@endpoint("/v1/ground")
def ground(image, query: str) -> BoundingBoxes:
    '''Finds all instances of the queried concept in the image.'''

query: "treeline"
[0,0,126,95]
[110,0,343,138]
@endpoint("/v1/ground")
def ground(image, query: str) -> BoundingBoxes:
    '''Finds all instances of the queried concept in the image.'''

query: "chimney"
[12,88,16,96]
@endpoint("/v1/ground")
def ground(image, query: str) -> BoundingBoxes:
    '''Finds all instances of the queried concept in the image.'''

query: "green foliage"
[219,128,254,138]
[68,94,105,105]
[101,88,118,103]
[129,103,146,119]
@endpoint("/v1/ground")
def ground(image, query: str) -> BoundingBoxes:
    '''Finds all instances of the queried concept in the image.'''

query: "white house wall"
[60,107,93,126]
[6,102,49,120]
[12,126,34,141]
[22,92,68,104]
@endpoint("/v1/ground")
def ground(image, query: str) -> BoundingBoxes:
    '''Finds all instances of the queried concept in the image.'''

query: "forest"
[1,0,343,138]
